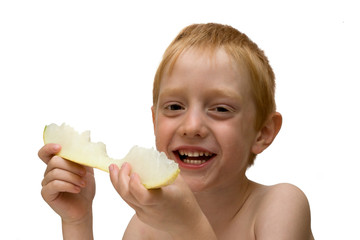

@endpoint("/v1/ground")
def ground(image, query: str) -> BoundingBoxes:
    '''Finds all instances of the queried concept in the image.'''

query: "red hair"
[153,23,276,166]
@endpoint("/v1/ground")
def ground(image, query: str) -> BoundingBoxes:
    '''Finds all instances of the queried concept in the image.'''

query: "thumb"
[109,162,132,195]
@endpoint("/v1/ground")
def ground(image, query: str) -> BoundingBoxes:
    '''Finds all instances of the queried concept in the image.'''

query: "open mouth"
[175,150,215,165]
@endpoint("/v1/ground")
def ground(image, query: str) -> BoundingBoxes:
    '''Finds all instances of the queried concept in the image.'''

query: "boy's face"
[152,48,258,191]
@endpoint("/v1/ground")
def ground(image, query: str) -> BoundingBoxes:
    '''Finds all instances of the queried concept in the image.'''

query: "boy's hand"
[39,144,96,225]
[109,162,217,239]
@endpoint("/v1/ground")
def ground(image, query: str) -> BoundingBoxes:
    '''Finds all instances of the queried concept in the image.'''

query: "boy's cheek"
[154,129,167,152]
[154,124,176,156]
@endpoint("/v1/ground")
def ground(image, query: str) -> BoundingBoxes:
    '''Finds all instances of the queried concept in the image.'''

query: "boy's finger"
[42,167,86,188]
[129,172,159,206]
[44,156,87,177]
[117,162,132,195]
[109,162,131,195]
[38,143,61,164]
[109,163,141,210]
[109,163,120,189]
[41,180,81,202]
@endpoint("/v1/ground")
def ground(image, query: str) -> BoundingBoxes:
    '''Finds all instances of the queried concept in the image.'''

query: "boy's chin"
[181,173,212,192]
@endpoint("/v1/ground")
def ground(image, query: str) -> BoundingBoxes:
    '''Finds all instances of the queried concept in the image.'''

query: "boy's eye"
[166,104,183,111]
[208,105,236,119]
[214,106,229,112]
[210,106,231,113]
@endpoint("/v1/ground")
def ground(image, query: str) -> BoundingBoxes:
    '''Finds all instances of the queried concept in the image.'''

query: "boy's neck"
[193,175,252,232]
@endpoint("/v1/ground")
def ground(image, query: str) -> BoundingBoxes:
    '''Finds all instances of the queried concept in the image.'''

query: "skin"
[38,47,314,239]
[39,143,95,239]
[110,48,313,239]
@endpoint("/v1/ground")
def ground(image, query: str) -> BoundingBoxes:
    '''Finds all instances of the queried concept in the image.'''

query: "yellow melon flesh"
[43,123,179,189]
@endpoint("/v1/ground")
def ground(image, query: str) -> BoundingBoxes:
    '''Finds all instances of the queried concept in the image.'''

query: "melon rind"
[43,123,179,189]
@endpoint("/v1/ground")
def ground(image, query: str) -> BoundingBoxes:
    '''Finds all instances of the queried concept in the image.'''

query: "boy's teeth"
[183,159,206,164]
[191,152,199,157]
[179,150,213,157]
[178,149,214,164]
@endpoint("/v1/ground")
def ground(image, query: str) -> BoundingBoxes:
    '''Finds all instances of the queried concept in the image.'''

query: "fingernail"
[80,180,86,187]
[53,144,61,151]
[109,164,114,172]
[121,162,127,169]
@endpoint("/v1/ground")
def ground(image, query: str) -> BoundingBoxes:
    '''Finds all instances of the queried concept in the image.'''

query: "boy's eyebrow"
[158,88,183,101]
[159,88,182,97]
[159,87,242,102]
[207,88,242,101]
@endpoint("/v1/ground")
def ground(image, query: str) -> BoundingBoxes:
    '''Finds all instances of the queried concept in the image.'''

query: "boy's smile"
[173,146,216,168]
[177,148,214,164]
[152,47,258,191]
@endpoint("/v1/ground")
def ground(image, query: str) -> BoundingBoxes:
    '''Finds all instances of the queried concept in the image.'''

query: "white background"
[1,0,359,239]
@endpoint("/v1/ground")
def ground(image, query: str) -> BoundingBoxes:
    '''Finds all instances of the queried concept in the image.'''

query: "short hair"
[153,23,276,166]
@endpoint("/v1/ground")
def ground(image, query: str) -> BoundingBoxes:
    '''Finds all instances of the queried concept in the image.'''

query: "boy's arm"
[62,215,93,240]
[255,183,314,240]
[110,163,217,240]
[39,144,96,240]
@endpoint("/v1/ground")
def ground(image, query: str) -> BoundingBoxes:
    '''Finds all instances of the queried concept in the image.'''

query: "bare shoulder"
[254,183,314,240]
[123,214,171,240]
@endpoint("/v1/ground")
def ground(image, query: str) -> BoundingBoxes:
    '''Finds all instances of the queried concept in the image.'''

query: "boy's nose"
[178,108,208,138]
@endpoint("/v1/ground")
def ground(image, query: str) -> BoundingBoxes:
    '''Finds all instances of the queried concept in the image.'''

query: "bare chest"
[146,214,256,240]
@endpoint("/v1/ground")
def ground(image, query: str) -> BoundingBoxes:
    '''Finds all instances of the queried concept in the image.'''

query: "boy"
[39,23,314,239]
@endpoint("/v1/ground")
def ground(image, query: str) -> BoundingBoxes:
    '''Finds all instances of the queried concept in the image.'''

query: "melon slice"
[43,123,179,189]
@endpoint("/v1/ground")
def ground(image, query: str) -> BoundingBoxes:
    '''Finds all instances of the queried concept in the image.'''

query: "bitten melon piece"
[43,123,180,189]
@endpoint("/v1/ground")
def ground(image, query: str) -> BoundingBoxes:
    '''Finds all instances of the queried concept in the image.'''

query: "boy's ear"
[151,106,156,130]
[251,112,282,155]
